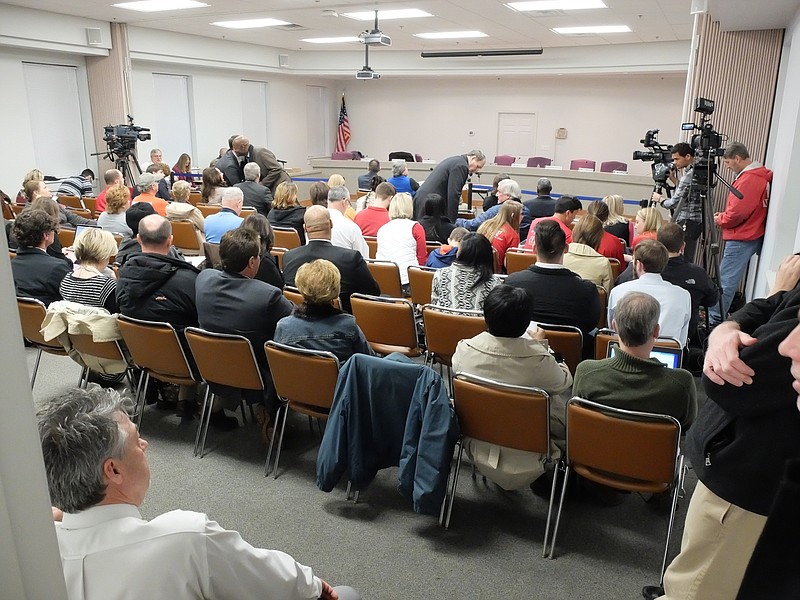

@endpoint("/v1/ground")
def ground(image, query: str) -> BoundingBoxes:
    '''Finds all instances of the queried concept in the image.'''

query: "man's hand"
[319,580,339,600]
[528,326,547,341]
[769,254,800,296]
[52,507,64,522]
[650,191,663,204]
[713,212,722,225]
[703,321,757,386]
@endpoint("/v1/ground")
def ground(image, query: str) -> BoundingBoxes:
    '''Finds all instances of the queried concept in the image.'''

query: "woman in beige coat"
[563,214,613,293]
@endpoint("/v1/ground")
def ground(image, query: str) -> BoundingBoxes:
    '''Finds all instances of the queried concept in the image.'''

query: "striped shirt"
[56,176,93,199]
[59,272,118,313]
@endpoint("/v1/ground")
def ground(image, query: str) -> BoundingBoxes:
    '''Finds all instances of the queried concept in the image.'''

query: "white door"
[496,112,537,160]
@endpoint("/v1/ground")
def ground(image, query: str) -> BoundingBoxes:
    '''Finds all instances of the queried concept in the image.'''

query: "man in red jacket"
[709,142,772,325]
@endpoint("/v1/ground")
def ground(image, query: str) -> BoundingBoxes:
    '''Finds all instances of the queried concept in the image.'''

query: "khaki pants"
[661,481,767,600]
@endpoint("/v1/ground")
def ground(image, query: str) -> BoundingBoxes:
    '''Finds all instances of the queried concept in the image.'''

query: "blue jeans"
[709,238,763,324]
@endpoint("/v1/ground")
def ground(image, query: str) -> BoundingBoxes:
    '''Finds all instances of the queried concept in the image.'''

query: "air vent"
[526,9,567,17]
[276,23,307,31]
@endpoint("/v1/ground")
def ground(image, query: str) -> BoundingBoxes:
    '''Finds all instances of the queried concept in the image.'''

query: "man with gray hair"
[456,178,523,231]
[204,187,244,243]
[573,291,697,428]
[412,150,486,221]
[327,185,369,258]
[39,386,360,600]
[235,161,273,217]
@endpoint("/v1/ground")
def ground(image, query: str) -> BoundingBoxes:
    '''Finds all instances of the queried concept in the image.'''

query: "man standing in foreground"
[413,150,485,221]
[39,386,359,600]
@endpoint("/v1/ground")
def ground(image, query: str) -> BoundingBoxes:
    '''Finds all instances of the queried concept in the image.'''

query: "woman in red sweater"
[478,200,522,273]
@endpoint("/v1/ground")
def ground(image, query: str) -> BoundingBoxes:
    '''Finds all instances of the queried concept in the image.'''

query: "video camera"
[632,129,675,196]
[681,97,725,190]
[102,115,151,157]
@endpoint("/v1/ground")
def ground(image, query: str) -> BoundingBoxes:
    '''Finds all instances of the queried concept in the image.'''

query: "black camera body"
[102,116,151,157]
[682,98,725,190]
[633,129,675,189]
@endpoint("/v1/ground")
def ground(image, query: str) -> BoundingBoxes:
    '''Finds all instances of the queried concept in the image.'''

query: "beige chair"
[16,297,70,389]
[546,397,684,586]
[421,304,485,381]
[263,341,341,478]
[188,192,202,206]
[196,203,222,218]
[505,249,537,274]
[81,196,97,215]
[537,323,583,375]
[67,331,133,389]
[57,195,82,210]
[441,373,553,536]
[272,226,302,250]
[270,246,288,271]
[365,259,404,298]
[350,293,422,357]
[58,228,76,248]
[170,219,202,255]
[407,266,436,307]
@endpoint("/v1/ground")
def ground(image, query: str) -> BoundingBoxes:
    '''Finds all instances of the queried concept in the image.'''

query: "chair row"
[491,157,628,172]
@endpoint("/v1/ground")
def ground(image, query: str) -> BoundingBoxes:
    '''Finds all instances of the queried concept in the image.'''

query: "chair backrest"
[272,226,301,250]
[566,397,681,490]
[363,236,378,259]
[569,159,596,171]
[505,249,537,274]
[425,241,441,255]
[184,327,263,390]
[527,156,552,168]
[81,197,97,214]
[170,220,201,253]
[17,297,61,349]
[203,242,221,268]
[57,195,82,210]
[65,207,93,220]
[265,341,340,415]
[188,192,202,206]
[68,332,126,363]
[596,285,608,329]
[270,246,287,270]
[117,315,196,383]
[365,259,404,298]
[388,151,414,162]
[407,266,436,306]
[538,322,583,374]
[453,373,551,454]
[608,257,621,280]
[2,198,15,220]
[600,161,628,173]
[196,203,222,218]
[414,153,423,163]
[58,229,75,248]
[494,155,515,166]
[422,304,486,367]
[282,285,303,306]
[350,293,421,356]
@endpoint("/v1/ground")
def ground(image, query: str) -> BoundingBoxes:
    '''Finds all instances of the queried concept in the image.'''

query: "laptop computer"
[607,341,682,369]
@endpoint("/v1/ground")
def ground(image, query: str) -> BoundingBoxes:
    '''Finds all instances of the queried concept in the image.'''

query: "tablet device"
[607,341,681,369]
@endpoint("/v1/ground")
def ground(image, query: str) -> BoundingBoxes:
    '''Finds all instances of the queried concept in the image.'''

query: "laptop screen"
[73,224,100,243]
[607,341,681,369]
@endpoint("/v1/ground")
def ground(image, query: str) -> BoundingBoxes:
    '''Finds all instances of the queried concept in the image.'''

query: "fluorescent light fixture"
[507,0,606,11]
[342,9,432,21]
[211,18,290,29]
[301,36,362,44]
[553,25,631,34]
[113,0,208,11]
[414,31,488,39]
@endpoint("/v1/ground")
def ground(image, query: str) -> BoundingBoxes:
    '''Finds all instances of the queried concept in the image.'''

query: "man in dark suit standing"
[282,206,380,313]
[234,162,273,217]
[251,145,293,195]
[412,150,486,222]
[216,136,252,186]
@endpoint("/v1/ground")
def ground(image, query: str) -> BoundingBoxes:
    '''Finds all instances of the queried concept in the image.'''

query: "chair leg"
[264,403,284,477]
[272,403,291,480]
[547,463,572,559]
[78,366,90,389]
[660,455,685,585]
[29,348,43,390]
[193,387,213,457]
[542,460,563,558]
[239,397,248,424]
[442,443,464,529]
[134,371,150,429]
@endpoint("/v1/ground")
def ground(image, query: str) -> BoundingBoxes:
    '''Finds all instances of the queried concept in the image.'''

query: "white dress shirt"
[329,208,369,258]
[56,504,322,600]
[607,272,692,347]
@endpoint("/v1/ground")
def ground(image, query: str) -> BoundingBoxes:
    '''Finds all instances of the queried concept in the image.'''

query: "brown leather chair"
[263,341,341,478]
[203,242,221,268]
[58,228,75,248]
[609,258,621,281]
[67,331,133,389]
[170,219,202,255]
[272,226,302,250]
[117,315,198,429]
[407,266,436,307]
[188,192,202,206]
[505,249,537,274]
[81,196,97,215]
[425,241,441,256]
[2,198,15,220]
[596,286,608,329]
[184,327,263,457]
[196,203,222,218]
[240,208,256,219]
[363,236,378,259]
[421,304,485,379]
[16,297,70,389]
[365,259,404,298]
[537,323,583,375]
[11,204,25,216]
[57,195,83,210]
[270,247,287,271]
[441,373,553,534]
[282,286,340,310]
[546,397,684,585]
[350,293,422,357]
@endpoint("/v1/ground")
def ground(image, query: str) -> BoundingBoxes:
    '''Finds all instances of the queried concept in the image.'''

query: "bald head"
[232,136,250,156]
[137,214,172,253]
[304,205,332,240]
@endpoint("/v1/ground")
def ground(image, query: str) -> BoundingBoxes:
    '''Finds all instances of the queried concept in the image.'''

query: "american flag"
[335,95,351,153]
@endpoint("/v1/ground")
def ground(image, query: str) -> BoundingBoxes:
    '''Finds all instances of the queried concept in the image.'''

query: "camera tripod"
[91,148,143,187]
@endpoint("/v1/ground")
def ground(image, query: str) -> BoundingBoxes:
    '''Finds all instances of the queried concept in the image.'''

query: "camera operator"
[650,143,703,262]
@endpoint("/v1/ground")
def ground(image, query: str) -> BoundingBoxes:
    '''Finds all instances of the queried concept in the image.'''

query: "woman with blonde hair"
[200,167,225,204]
[59,228,119,313]
[631,206,661,249]
[274,259,373,362]
[602,193,633,246]
[97,184,133,237]
[16,169,44,204]
[563,214,613,292]
[166,180,205,242]
[267,181,306,244]
[477,199,522,273]
[376,192,427,291]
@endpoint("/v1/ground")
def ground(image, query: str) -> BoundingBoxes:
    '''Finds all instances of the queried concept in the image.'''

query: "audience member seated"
[241,213,284,289]
[200,166,226,205]
[56,168,95,198]
[59,228,119,313]
[309,181,330,207]
[11,209,72,306]
[452,285,573,489]
[196,227,294,431]
[171,152,192,182]
[616,223,718,342]
[133,173,168,217]
[15,168,43,205]
[608,239,691,347]
[282,206,379,313]
[24,179,96,228]
[456,178,521,232]
[116,203,159,265]
[38,387,360,600]
[355,175,386,213]
[95,169,125,213]
[602,194,633,247]
[327,185,369,257]
[507,219,600,337]
[563,214,613,292]
[477,199,522,273]
[275,259,374,363]
[574,291,697,428]
[418,193,456,244]
[523,194,581,250]
[430,232,502,310]
[481,173,510,212]
[204,187,244,244]
[376,193,427,291]
[97,184,133,237]
[585,200,626,263]
[165,180,205,240]
[387,159,419,197]
[427,227,468,268]
[357,159,381,190]
[520,177,556,240]
[326,174,357,221]
[234,162,273,217]
[146,162,173,201]
[631,206,661,249]
[267,181,306,245]
[354,182,394,236]
[146,148,163,170]
[23,197,73,262]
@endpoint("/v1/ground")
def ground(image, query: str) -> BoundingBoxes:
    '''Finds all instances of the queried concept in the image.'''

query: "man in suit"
[235,162,273,217]
[520,177,556,240]
[357,159,381,190]
[216,135,252,186]
[282,206,380,313]
[251,145,293,195]
[412,150,486,222]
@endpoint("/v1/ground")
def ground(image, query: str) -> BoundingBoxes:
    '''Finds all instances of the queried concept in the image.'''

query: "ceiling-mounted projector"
[356,66,381,80]
[359,31,391,46]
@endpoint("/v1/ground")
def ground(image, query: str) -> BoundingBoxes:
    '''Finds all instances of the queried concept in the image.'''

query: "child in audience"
[427,227,468,268]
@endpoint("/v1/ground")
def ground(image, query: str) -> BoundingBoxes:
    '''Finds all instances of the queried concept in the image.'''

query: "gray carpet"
[28,349,700,600]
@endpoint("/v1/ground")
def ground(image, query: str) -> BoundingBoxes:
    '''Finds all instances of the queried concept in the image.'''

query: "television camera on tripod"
[92,115,151,186]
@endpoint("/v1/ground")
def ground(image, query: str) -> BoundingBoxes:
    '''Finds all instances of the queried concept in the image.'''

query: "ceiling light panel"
[211,18,291,29]
[113,0,208,11]
[553,25,631,34]
[301,36,362,44]
[414,31,488,39]
[342,9,432,21]
[507,0,606,11]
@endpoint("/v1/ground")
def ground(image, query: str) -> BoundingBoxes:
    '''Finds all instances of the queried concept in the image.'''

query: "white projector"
[356,68,381,80]
[360,31,391,46]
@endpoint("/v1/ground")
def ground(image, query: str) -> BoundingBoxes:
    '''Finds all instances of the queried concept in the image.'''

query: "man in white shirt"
[608,239,691,347]
[39,387,359,600]
[327,185,369,258]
